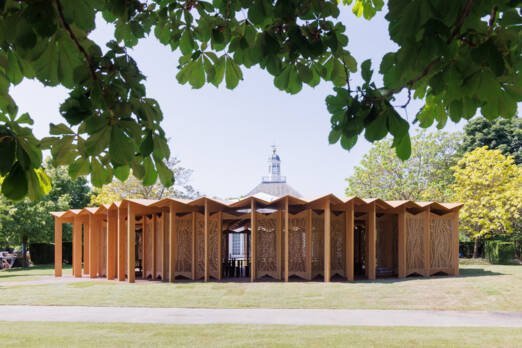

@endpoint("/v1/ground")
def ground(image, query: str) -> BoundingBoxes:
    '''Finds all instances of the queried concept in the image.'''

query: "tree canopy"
[345,130,461,201]
[461,116,522,164]
[0,0,520,201]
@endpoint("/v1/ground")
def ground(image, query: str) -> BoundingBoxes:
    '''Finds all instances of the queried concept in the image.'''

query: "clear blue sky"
[11,7,464,199]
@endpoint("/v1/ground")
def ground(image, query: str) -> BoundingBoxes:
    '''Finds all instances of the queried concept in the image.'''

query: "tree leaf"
[114,164,130,182]
[109,126,135,166]
[2,162,28,201]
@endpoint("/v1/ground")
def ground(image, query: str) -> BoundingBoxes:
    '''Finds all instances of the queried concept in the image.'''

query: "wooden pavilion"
[51,194,462,282]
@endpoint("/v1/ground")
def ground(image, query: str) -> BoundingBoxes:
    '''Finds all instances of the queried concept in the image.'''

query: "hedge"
[29,242,72,265]
[485,240,515,265]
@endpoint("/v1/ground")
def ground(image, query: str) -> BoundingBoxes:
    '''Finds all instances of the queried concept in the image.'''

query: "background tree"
[0,160,91,260]
[346,130,461,201]
[0,1,519,201]
[452,146,522,258]
[91,157,200,205]
[461,116,521,165]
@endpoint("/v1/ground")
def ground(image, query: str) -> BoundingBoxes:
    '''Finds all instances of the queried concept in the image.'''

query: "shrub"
[485,240,515,264]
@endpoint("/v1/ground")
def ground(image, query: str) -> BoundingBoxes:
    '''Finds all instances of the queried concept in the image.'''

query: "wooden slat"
[151,215,156,278]
[324,201,331,282]
[83,218,89,275]
[169,203,177,282]
[284,197,289,282]
[452,211,460,276]
[191,211,196,280]
[127,204,135,283]
[117,207,126,281]
[204,200,209,282]
[397,207,406,278]
[345,201,354,281]
[217,211,222,280]
[107,210,117,280]
[54,217,62,277]
[73,217,82,278]
[160,210,166,280]
[367,202,376,280]
[276,211,282,280]
[425,207,431,277]
[250,199,256,282]
[89,214,97,278]
[306,208,312,280]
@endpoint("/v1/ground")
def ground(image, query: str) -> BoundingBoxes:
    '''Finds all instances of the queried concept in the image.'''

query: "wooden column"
[250,199,257,282]
[204,200,209,282]
[284,197,289,282]
[83,217,89,275]
[168,203,177,282]
[160,210,165,280]
[425,207,431,277]
[191,211,196,280]
[89,214,97,278]
[54,217,62,277]
[73,217,82,278]
[324,200,331,282]
[117,206,126,281]
[345,201,354,281]
[217,211,222,280]
[452,211,460,276]
[276,211,282,280]
[397,206,407,278]
[367,202,376,280]
[151,215,156,278]
[127,204,136,283]
[306,208,312,280]
[107,210,117,280]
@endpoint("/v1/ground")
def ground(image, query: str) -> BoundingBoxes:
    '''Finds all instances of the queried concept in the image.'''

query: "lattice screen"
[331,211,345,277]
[176,213,193,278]
[256,212,279,279]
[430,213,454,273]
[144,217,153,278]
[406,211,427,276]
[288,210,307,279]
[208,213,220,279]
[312,211,324,278]
[195,212,205,279]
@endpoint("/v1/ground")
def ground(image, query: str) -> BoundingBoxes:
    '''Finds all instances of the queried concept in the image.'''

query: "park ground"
[0,260,521,347]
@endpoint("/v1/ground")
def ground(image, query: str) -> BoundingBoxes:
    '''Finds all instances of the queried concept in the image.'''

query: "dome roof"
[246,182,302,198]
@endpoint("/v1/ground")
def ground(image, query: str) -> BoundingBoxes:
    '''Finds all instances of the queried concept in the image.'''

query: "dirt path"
[0,305,521,327]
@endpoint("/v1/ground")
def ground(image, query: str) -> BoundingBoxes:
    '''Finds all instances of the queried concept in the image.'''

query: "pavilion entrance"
[222,229,251,279]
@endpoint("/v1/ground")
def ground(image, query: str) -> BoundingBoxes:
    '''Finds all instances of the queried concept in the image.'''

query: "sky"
[11,6,465,199]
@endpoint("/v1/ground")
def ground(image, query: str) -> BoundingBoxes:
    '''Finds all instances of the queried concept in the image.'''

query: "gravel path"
[0,305,521,327]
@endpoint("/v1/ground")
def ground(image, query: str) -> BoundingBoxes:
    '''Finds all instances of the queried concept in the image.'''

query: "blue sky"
[11,7,464,199]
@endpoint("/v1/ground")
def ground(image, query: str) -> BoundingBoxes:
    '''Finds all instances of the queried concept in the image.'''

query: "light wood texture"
[160,210,166,280]
[73,217,82,278]
[54,218,62,277]
[250,199,256,282]
[117,207,126,281]
[217,211,222,280]
[306,208,312,280]
[89,214,97,278]
[425,207,431,277]
[452,211,460,276]
[127,204,135,283]
[204,200,209,282]
[163,208,169,281]
[284,197,289,282]
[345,201,354,281]
[83,218,90,275]
[107,210,117,280]
[367,202,376,280]
[169,203,177,282]
[324,201,331,282]
[191,211,196,280]
[398,207,406,278]
[151,215,156,278]
[276,211,282,280]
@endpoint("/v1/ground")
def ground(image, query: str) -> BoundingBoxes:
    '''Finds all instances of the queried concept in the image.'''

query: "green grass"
[0,321,520,347]
[0,262,521,311]
[0,265,71,283]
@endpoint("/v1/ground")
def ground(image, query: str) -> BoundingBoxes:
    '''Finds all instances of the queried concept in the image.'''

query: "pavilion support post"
[191,212,196,280]
[345,201,354,281]
[127,204,136,283]
[397,206,407,278]
[151,215,156,278]
[367,202,376,280]
[107,210,117,280]
[250,199,257,282]
[73,217,82,278]
[117,206,126,281]
[306,208,312,280]
[276,211,282,280]
[204,200,209,282]
[284,197,289,282]
[324,201,331,282]
[452,211,460,276]
[425,207,431,277]
[217,211,222,280]
[54,217,62,277]
[168,203,177,282]
[160,210,166,280]
[88,214,97,278]
[384,215,394,270]
[142,216,148,279]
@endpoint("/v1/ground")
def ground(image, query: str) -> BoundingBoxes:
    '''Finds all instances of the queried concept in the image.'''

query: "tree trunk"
[22,236,28,267]
[472,238,480,259]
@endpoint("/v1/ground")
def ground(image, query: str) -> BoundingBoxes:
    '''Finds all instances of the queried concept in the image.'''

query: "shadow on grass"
[0,264,71,280]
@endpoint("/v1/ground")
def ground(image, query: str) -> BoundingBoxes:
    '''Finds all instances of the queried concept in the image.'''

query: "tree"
[452,146,522,258]
[346,130,461,201]
[461,117,522,165]
[0,1,519,201]
[0,160,91,260]
[91,157,200,205]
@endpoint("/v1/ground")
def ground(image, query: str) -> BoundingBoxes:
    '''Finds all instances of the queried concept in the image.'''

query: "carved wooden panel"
[163,211,169,278]
[331,211,346,277]
[195,213,205,280]
[312,211,324,277]
[208,213,220,279]
[256,212,278,278]
[376,216,386,269]
[154,215,162,279]
[176,213,193,277]
[288,211,307,278]
[406,211,427,276]
[144,217,153,278]
[430,213,454,273]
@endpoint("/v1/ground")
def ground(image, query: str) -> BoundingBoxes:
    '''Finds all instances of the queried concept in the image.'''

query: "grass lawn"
[0,265,71,283]
[0,321,520,347]
[0,262,520,311]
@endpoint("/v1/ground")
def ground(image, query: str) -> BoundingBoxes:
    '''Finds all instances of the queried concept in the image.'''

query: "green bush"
[485,240,515,264]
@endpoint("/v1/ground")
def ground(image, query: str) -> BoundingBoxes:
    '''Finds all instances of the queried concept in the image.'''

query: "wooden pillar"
[88,214,97,278]
[367,202,376,280]
[54,217,62,277]
[169,203,177,282]
[306,208,312,280]
[127,204,136,283]
[425,207,431,277]
[160,210,165,280]
[345,201,354,281]
[151,215,156,278]
[83,217,89,275]
[284,197,289,282]
[452,211,460,276]
[276,211,282,280]
[250,199,256,282]
[73,217,82,278]
[107,210,117,280]
[204,200,209,282]
[217,211,222,280]
[191,211,196,280]
[397,206,407,278]
[117,206,126,281]
[324,200,331,282]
